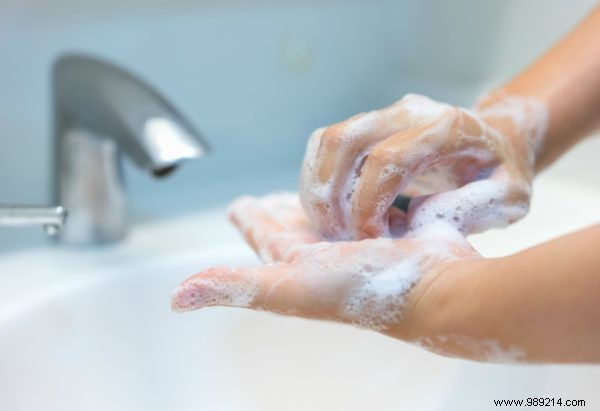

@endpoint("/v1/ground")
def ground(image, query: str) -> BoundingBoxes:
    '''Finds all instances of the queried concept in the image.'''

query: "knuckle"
[458,108,483,136]
[319,112,368,150]
[368,145,397,167]
[320,123,347,149]
[400,93,428,104]
[307,127,325,148]
[400,93,453,119]
[448,107,462,125]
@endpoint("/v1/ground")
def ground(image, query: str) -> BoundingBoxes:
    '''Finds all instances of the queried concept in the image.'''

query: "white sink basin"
[0,177,598,411]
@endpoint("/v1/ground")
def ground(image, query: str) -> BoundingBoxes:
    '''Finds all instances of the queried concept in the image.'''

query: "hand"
[171,193,481,342]
[300,93,548,240]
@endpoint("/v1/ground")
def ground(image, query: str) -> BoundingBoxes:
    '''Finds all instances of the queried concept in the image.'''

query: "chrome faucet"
[0,206,67,236]
[53,53,209,245]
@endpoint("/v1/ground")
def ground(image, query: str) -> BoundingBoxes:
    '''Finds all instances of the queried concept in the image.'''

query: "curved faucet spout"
[53,53,209,245]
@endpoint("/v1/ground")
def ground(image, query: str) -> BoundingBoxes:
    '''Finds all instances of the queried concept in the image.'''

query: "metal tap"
[53,53,209,245]
[0,206,67,236]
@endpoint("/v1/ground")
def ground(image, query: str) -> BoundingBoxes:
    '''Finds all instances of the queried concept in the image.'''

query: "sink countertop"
[0,171,598,319]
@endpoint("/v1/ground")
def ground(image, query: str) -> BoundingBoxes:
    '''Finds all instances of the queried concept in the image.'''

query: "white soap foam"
[301,93,548,242]
[299,94,456,240]
[299,128,340,238]
[172,267,260,311]
[475,94,549,166]
[407,176,529,235]
[339,235,462,331]
[343,257,421,330]
[226,191,466,331]
[222,94,549,351]
[228,192,322,263]
[299,110,398,240]
[402,93,453,122]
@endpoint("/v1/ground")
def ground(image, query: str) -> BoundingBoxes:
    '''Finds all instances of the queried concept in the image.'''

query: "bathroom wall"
[0,0,597,248]
[385,0,598,102]
[0,0,395,204]
[384,0,600,186]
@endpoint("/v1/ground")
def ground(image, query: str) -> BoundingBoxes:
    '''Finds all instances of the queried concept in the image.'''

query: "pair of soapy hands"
[172,93,546,345]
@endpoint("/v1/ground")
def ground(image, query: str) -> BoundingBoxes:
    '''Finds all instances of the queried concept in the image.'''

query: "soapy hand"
[300,93,547,240]
[172,193,481,339]
[170,93,548,349]
[171,5,600,363]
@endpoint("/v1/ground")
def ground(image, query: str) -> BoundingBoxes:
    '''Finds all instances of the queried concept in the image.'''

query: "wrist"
[407,256,524,361]
[400,256,490,342]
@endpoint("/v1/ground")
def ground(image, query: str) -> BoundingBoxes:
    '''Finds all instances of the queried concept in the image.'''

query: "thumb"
[171,265,262,312]
[171,263,328,317]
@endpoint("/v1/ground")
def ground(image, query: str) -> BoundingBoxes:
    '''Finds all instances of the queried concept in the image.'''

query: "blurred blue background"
[0,0,597,250]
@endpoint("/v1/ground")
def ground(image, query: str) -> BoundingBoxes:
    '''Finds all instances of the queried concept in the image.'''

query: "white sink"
[0,177,598,411]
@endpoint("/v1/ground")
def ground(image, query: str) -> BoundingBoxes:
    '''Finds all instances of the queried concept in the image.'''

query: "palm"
[172,193,480,338]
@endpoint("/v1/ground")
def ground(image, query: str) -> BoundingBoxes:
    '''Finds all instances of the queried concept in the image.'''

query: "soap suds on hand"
[299,93,549,241]
[173,93,548,362]
[211,193,470,333]
[171,266,260,312]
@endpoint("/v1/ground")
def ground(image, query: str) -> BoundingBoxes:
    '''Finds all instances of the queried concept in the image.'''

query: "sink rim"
[0,244,258,328]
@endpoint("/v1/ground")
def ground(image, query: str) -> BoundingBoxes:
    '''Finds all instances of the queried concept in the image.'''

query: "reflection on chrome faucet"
[53,53,209,245]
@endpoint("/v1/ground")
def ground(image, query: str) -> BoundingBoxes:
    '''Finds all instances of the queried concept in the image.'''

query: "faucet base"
[54,129,128,245]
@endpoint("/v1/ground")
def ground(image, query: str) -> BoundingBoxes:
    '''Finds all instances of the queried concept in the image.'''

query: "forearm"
[477,4,600,172]
[428,224,600,363]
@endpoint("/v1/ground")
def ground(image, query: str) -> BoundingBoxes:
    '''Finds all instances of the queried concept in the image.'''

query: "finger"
[350,118,455,239]
[171,263,338,319]
[407,168,530,236]
[300,95,443,239]
[228,193,321,263]
[350,109,504,239]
